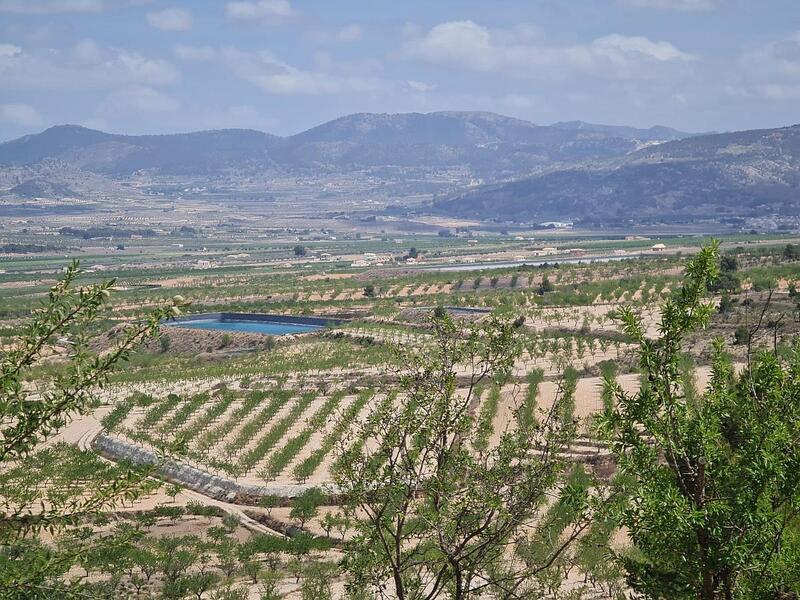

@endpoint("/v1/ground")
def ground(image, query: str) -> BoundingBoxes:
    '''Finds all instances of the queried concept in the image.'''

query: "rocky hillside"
[431,124,800,225]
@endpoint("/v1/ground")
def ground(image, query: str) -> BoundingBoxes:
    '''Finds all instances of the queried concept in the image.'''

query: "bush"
[718,293,734,314]
[782,243,799,260]
[720,255,738,272]
[537,276,554,295]
[265,335,276,351]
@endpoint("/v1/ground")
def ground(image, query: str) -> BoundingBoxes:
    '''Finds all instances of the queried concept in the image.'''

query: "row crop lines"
[195,389,275,452]
[238,390,318,474]
[222,388,294,457]
[331,391,396,476]
[292,388,375,482]
[257,389,349,481]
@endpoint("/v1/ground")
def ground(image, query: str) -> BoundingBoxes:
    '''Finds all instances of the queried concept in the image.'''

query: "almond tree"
[334,313,594,600]
[598,242,800,599]
[0,260,187,598]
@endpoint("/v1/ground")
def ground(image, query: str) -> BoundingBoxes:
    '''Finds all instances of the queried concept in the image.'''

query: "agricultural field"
[3,221,799,598]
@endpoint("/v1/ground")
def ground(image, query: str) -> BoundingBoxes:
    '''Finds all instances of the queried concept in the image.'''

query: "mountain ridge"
[3,112,797,227]
[1,112,693,146]
[432,123,800,225]
[0,111,693,178]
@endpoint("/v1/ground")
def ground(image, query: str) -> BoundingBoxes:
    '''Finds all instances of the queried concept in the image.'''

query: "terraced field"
[102,379,384,485]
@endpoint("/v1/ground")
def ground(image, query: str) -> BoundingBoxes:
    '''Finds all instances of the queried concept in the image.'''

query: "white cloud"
[0,103,43,127]
[225,0,294,23]
[0,43,22,57]
[336,24,362,43]
[146,8,192,31]
[403,21,494,70]
[618,0,718,10]
[501,94,539,110]
[406,80,435,93]
[98,85,181,116]
[173,44,216,61]
[741,32,800,78]
[757,84,800,100]
[592,34,694,62]
[220,47,387,95]
[0,41,180,90]
[0,0,147,13]
[171,43,392,97]
[72,38,104,62]
[402,20,693,81]
[731,32,800,101]
[306,24,363,45]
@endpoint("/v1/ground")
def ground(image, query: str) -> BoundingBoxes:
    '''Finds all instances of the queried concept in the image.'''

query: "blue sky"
[0,0,798,140]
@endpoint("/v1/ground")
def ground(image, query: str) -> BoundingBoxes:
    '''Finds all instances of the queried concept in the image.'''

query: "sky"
[0,0,799,141]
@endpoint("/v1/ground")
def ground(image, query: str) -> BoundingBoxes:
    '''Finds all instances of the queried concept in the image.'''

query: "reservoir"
[166,313,337,336]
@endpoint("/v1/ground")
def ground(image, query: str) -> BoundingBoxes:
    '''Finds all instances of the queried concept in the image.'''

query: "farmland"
[2,217,799,598]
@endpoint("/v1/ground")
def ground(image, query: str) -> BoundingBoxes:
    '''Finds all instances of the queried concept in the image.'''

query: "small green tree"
[334,313,588,599]
[598,242,800,599]
[294,245,307,257]
[720,254,738,273]
[290,487,325,529]
[0,261,186,597]
[258,568,283,600]
[182,571,221,600]
[301,562,335,600]
[258,494,281,517]
[166,483,182,503]
[718,292,734,314]
[538,275,554,295]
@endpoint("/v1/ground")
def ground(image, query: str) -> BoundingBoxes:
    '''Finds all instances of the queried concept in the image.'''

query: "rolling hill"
[0,126,281,176]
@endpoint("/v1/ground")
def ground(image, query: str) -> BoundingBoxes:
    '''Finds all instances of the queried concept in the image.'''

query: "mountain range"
[1,111,798,226]
[0,112,688,178]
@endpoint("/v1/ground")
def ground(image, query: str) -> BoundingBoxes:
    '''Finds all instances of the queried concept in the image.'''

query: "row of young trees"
[2,246,799,598]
